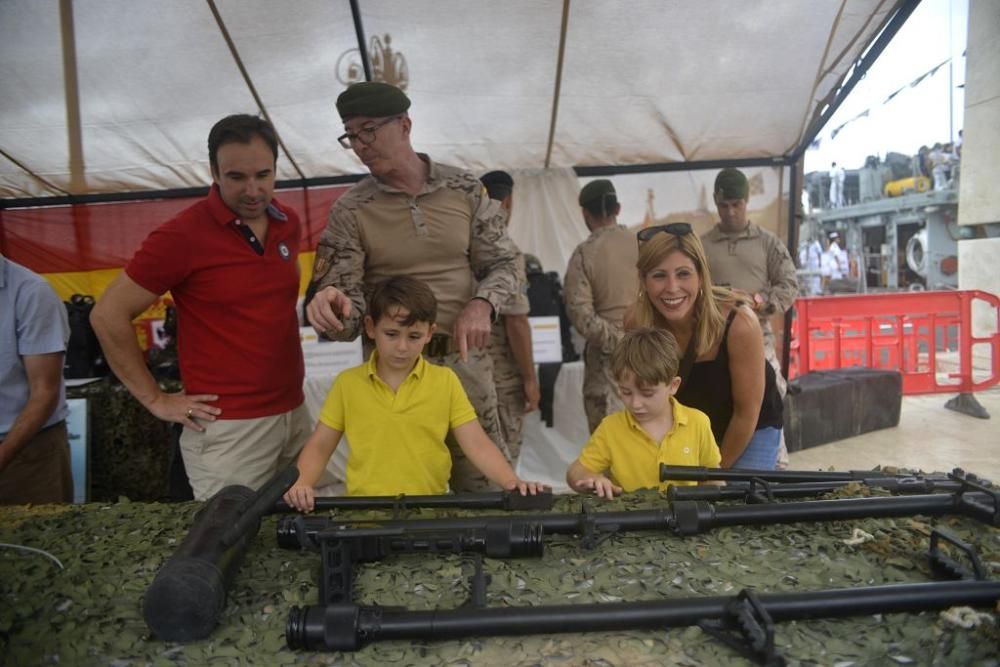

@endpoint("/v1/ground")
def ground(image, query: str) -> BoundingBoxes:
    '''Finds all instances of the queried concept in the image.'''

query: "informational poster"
[65,398,89,504]
[300,327,363,377]
[529,316,563,363]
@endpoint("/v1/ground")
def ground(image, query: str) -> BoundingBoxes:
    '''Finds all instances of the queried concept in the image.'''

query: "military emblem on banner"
[336,34,409,90]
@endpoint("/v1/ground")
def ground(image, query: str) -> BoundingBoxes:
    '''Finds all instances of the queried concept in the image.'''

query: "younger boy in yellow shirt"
[285,275,543,511]
[567,328,720,497]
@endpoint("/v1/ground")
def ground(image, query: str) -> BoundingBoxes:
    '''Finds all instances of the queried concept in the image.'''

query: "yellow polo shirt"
[319,353,478,495]
[577,397,720,491]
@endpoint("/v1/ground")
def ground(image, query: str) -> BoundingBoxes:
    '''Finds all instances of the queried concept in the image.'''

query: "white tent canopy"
[1,0,908,199]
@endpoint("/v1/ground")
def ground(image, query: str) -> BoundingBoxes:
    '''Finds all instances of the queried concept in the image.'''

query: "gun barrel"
[661,465,897,483]
[667,478,964,502]
[672,492,995,536]
[668,481,854,501]
[286,580,1000,651]
[271,489,554,514]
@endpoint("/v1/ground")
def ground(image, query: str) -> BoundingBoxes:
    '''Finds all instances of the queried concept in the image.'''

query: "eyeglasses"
[636,222,693,244]
[337,115,402,149]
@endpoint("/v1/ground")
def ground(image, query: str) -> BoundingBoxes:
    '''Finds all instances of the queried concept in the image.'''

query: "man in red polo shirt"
[91,114,309,500]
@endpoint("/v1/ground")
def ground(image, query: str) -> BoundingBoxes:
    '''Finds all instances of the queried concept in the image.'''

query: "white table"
[516,361,589,493]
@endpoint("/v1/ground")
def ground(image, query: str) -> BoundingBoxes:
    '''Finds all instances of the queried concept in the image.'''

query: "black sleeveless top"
[675,311,784,444]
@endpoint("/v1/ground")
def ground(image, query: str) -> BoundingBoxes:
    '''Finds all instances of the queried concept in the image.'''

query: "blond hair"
[630,231,736,357]
[610,328,681,387]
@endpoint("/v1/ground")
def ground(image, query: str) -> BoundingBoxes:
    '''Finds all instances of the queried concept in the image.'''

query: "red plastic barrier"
[789,291,1000,395]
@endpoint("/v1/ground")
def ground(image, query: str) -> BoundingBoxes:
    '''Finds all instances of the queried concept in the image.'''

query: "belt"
[424,333,458,358]
[39,419,67,434]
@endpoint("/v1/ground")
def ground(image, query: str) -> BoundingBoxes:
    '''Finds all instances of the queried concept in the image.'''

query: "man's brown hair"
[368,275,437,326]
[610,327,681,387]
[207,114,278,174]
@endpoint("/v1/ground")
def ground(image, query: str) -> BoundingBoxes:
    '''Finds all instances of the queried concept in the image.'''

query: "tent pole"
[791,0,921,161]
[574,156,791,177]
[59,0,85,194]
[206,0,307,182]
[543,0,571,169]
[783,161,800,380]
[0,149,70,197]
[349,0,373,81]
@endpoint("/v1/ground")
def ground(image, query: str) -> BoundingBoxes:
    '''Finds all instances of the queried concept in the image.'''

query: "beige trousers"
[179,403,314,501]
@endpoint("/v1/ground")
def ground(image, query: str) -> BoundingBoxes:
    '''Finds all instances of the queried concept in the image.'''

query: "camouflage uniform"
[489,254,532,463]
[310,155,521,492]
[701,221,798,464]
[564,224,639,433]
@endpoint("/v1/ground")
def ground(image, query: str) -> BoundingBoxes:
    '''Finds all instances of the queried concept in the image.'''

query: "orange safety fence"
[788,290,1000,395]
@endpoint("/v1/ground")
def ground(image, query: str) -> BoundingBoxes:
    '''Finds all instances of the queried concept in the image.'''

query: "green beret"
[336,82,410,120]
[579,179,616,207]
[481,170,514,201]
[714,168,749,201]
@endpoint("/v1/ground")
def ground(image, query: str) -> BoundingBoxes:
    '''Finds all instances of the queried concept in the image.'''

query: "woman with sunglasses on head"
[627,223,783,469]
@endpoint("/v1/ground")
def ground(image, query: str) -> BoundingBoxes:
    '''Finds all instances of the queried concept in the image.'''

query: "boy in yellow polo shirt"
[284,276,543,511]
[567,328,720,497]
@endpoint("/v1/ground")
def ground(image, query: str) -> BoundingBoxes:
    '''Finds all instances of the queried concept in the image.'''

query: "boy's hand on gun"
[571,475,622,499]
[503,478,548,496]
[283,484,317,513]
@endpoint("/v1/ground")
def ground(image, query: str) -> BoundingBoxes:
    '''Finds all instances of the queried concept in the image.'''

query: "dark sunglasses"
[637,222,693,244]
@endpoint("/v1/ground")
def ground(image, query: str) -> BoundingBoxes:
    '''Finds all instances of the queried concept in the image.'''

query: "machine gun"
[278,472,1000,551]
[143,466,298,641]
[277,472,999,609]
[286,527,1000,662]
[272,490,552,603]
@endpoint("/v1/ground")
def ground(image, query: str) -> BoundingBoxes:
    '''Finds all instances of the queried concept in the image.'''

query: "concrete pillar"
[957,0,1000,339]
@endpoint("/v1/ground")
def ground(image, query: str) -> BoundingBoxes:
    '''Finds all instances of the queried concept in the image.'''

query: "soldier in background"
[564,179,639,433]
[306,82,521,492]
[701,168,798,467]
[798,235,823,296]
[480,170,540,462]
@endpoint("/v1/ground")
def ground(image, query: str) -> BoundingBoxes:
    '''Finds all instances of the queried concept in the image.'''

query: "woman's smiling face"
[642,248,701,325]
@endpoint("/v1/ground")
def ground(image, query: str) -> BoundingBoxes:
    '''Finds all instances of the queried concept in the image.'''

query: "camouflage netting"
[68,379,178,502]
[1,488,998,666]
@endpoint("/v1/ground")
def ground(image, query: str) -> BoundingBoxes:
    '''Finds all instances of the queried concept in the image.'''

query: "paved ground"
[788,385,1000,481]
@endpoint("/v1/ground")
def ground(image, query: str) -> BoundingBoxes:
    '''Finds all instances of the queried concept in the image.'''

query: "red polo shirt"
[126,185,304,418]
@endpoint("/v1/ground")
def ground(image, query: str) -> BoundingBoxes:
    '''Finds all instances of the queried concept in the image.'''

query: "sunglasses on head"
[637,222,693,244]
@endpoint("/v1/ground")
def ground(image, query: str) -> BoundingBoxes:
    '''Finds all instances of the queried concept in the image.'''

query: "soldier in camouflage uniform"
[701,168,798,466]
[480,171,540,463]
[564,180,639,433]
[306,82,521,492]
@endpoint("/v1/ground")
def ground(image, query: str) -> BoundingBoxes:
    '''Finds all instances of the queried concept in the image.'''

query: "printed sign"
[300,327,363,377]
[529,316,563,363]
[65,398,89,504]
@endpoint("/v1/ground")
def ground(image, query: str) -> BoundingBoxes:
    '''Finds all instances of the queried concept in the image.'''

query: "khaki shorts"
[0,421,73,505]
[180,403,317,501]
